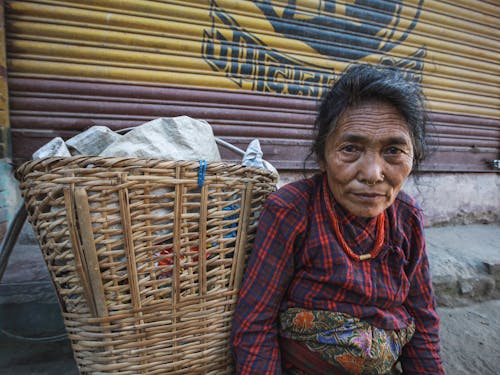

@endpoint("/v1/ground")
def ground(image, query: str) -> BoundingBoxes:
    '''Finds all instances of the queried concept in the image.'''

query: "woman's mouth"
[352,192,386,201]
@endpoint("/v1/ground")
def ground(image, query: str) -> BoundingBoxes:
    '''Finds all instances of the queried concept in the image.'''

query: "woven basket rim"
[16,155,278,182]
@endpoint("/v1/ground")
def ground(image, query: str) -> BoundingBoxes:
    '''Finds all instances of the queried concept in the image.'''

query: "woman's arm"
[231,200,305,374]
[401,212,445,374]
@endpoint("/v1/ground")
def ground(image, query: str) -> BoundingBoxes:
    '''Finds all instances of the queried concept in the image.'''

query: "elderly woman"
[231,64,444,374]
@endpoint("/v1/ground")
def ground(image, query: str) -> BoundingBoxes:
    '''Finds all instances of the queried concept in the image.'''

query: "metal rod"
[0,204,28,282]
[215,137,245,156]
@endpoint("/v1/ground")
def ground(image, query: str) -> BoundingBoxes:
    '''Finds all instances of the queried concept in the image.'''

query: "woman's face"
[320,100,414,218]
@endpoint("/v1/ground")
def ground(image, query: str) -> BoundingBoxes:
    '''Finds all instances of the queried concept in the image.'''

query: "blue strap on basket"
[198,160,207,188]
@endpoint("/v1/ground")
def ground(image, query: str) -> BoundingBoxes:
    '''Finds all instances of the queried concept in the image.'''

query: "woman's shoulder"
[267,174,321,212]
[395,190,422,211]
[392,190,424,226]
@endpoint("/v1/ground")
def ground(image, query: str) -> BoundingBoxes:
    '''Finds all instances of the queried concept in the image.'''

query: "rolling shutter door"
[5,0,499,171]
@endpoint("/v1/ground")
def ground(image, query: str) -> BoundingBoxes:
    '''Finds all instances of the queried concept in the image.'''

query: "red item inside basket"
[157,246,201,267]
[156,246,215,277]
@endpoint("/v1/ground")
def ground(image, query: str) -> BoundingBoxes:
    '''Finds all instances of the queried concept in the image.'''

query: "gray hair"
[311,63,428,171]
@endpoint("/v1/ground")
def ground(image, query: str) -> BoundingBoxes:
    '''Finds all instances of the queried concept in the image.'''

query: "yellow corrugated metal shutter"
[5,0,499,171]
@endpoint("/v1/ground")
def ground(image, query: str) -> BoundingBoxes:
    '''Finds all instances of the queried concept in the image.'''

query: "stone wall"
[403,173,500,226]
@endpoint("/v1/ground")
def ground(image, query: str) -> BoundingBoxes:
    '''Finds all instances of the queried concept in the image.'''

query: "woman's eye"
[385,146,404,155]
[341,145,359,153]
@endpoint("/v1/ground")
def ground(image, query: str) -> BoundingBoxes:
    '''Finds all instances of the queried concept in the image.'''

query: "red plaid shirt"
[232,173,444,374]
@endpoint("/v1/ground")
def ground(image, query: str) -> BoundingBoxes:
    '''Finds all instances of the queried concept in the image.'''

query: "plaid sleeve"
[401,212,445,374]
[231,199,306,375]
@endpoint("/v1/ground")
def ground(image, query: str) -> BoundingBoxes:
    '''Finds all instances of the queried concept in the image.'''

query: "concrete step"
[426,223,500,307]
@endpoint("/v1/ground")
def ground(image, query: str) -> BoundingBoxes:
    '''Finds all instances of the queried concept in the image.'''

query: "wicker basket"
[16,156,277,374]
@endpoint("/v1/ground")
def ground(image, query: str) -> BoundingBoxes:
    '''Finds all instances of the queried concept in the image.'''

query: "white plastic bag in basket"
[100,116,221,161]
[66,126,122,155]
[32,137,71,159]
[242,139,279,177]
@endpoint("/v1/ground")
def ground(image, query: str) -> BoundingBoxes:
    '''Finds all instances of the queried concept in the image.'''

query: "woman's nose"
[358,153,385,184]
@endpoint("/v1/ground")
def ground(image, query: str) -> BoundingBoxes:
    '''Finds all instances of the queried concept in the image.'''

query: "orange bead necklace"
[323,176,386,261]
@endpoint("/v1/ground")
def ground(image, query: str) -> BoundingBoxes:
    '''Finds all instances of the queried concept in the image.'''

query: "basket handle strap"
[198,160,208,188]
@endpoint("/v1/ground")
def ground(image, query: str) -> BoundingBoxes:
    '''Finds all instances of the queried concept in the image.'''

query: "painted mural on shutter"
[4,0,499,171]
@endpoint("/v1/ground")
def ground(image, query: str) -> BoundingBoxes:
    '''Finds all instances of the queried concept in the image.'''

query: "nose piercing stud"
[365,174,385,186]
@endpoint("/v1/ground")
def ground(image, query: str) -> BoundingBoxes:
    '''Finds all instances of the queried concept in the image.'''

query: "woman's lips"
[351,192,386,201]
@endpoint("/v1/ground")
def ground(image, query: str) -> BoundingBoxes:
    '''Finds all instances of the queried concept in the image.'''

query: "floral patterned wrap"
[279,308,415,375]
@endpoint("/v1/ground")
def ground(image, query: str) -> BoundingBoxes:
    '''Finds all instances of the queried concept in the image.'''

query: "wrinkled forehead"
[329,100,412,140]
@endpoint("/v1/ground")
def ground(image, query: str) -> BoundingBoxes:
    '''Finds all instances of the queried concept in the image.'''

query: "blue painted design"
[202,0,426,96]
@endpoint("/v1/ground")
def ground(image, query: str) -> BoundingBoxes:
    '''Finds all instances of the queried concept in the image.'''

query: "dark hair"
[311,63,427,171]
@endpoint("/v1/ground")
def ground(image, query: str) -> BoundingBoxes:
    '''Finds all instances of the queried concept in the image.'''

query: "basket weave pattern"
[16,156,277,374]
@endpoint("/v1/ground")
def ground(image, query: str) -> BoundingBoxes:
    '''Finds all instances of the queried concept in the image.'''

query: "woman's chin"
[342,202,388,218]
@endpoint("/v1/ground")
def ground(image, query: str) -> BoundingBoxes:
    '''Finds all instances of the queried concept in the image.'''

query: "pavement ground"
[1,223,499,374]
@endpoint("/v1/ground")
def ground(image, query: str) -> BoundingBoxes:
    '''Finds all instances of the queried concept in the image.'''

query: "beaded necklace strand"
[323,177,385,261]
